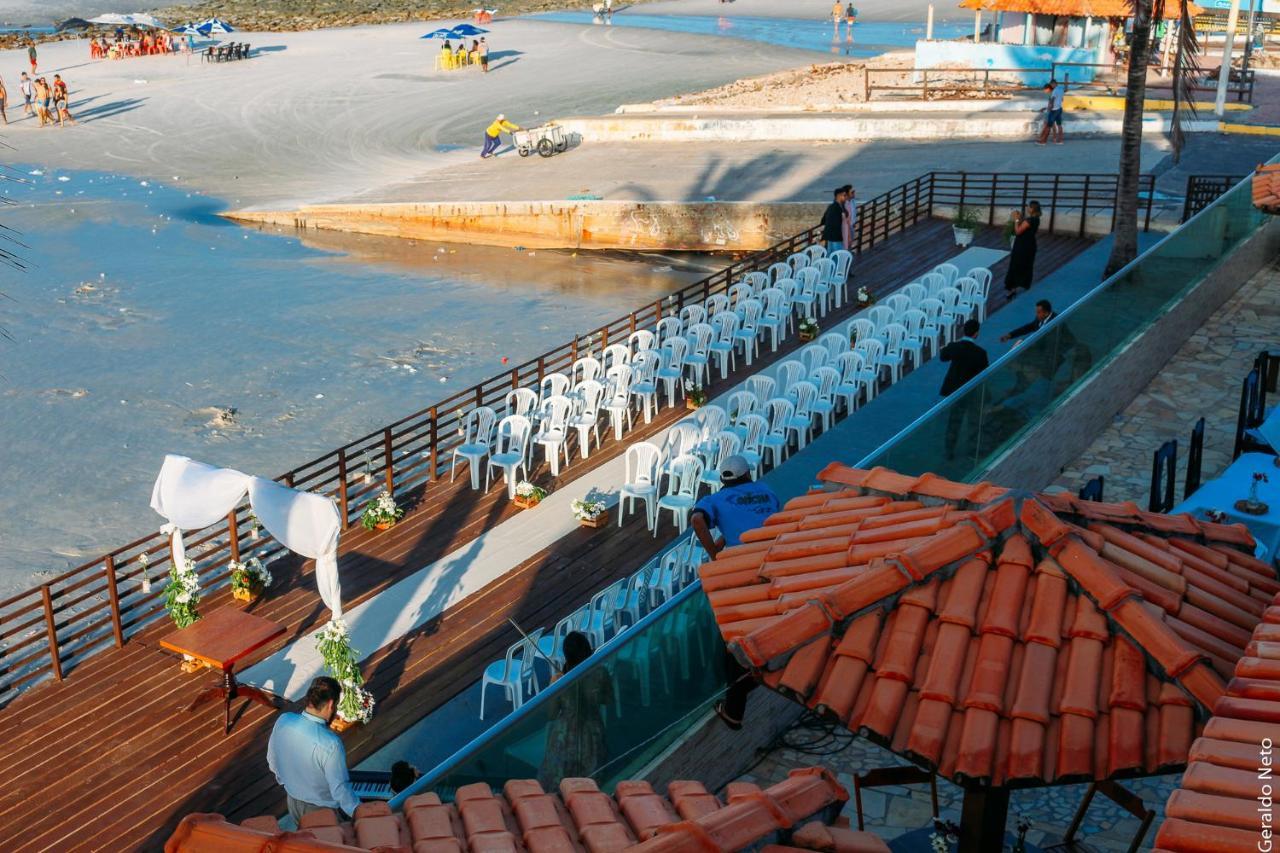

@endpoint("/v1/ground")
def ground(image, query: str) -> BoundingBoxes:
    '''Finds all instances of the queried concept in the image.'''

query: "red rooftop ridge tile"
[165,768,884,853]
[703,464,1276,789]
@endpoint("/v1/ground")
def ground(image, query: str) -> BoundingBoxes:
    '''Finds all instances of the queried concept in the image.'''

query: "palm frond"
[1168,0,1202,163]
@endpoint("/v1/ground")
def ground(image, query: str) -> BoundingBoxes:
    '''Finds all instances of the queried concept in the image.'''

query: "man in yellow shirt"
[481,114,520,159]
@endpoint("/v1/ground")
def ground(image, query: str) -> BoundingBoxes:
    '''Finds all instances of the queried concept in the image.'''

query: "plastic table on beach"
[1172,452,1280,562]
[159,606,287,735]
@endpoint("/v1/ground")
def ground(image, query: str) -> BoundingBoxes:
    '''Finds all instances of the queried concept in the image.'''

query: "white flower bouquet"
[360,489,404,531]
[856,286,875,305]
[514,481,548,502]
[164,558,201,629]
[683,378,707,408]
[229,556,271,600]
[571,497,608,521]
[798,317,820,337]
[337,682,375,724]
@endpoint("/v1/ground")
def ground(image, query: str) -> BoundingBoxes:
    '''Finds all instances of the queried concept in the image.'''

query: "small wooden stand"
[579,514,608,529]
[331,717,360,734]
[799,330,817,342]
[514,495,542,509]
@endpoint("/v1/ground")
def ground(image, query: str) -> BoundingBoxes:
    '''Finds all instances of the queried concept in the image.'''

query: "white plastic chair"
[744,374,776,406]
[619,442,662,529]
[679,304,706,330]
[797,267,828,317]
[539,372,571,403]
[867,305,895,335]
[628,329,657,356]
[786,252,809,274]
[760,398,795,467]
[884,293,911,321]
[708,311,739,379]
[954,276,981,321]
[505,388,539,420]
[727,282,753,309]
[937,286,968,331]
[480,627,545,719]
[833,350,873,413]
[921,272,946,300]
[659,420,703,478]
[775,360,807,396]
[603,364,634,440]
[967,268,993,321]
[818,332,848,363]
[704,293,730,318]
[684,323,713,387]
[849,318,877,348]
[656,316,684,349]
[903,308,939,358]
[571,356,603,386]
[827,250,852,307]
[918,297,951,346]
[799,344,829,376]
[615,566,653,630]
[656,337,690,409]
[737,413,769,479]
[901,282,928,307]
[725,390,760,441]
[732,299,763,367]
[581,580,625,647]
[698,431,742,494]
[486,415,532,498]
[655,454,704,535]
[569,380,606,459]
[694,404,730,447]
[450,405,498,490]
[601,343,631,372]
[854,338,886,398]
[879,324,909,383]
[809,366,841,432]
[805,244,827,262]
[766,261,791,284]
[743,271,769,295]
[810,260,836,313]
[784,381,819,449]
[934,262,960,288]
[534,395,574,476]
[630,350,662,424]
[757,288,789,354]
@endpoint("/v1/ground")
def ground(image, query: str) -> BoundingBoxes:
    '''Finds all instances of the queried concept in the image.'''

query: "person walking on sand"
[19,72,32,117]
[0,76,8,125]
[1036,79,1066,145]
[479,37,490,73]
[481,114,520,158]
[27,41,37,75]
[32,77,50,127]
[52,75,74,127]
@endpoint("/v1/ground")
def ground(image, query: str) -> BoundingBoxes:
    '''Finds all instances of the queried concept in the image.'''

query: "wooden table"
[159,606,287,734]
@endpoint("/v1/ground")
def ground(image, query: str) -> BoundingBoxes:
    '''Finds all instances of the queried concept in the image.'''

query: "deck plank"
[0,220,1093,852]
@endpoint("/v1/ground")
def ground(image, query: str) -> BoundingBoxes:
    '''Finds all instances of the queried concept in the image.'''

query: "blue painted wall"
[913,40,1102,85]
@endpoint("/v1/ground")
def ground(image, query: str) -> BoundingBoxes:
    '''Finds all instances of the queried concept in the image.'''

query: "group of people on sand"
[0,71,75,127]
[89,29,188,60]
[440,37,490,72]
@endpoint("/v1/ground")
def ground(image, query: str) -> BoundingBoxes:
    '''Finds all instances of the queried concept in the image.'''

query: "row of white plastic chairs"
[479,536,706,718]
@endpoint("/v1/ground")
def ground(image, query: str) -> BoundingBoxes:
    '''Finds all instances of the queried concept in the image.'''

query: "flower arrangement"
[684,379,708,408]
[248,512,261,541]
[514,481,548,508]
[1003,213,1018,245]
[138,551,152,594]
[315,618,375,726]
[360,490,404,531]
[164,558,201,629]
[798,317,820,339]
[230,556,271,601]
[856,286,875,306]
[571,496,608,524]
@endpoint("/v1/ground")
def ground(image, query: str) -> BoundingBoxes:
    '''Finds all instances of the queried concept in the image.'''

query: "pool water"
[0,168,702,594]
[528,12,968,58]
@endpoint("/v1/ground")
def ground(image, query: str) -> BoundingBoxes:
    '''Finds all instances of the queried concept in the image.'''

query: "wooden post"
[927,4,934,39]
[227,510,240,564]
[1080,174,1091,237]
[383,427,395,493]
[41,585,63,681]
[974,10,981,42]
[1049,173,1060,233]
[104,556,124,648]
[958,787,1009,853]
[429,407,439,482]
[337,448,349,528]
[864,67,871,101]
[284,472,295,488]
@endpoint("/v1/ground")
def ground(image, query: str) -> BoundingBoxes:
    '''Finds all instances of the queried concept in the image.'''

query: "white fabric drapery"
[150,454,344,617]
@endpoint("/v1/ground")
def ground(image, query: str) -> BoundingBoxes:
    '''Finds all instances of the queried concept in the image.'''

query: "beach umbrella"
[200,18,235,34]
[420,28,456,39]
[129,13,168,29]
[172,23,203,35]
[448,23,490,37]
[87,13,135,26]
[55,17,93,32]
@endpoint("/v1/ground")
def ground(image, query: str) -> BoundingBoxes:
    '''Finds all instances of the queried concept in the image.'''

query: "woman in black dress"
[1003,201,1041,297]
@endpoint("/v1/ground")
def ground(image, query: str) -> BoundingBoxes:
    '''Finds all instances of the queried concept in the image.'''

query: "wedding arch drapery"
[150,454,343,617]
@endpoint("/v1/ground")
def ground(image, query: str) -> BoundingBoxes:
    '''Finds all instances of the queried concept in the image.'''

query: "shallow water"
[0,168,703,594]
[528,12,968,58]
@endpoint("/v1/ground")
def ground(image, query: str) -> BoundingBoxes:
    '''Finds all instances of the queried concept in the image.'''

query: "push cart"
[513,124,569,158]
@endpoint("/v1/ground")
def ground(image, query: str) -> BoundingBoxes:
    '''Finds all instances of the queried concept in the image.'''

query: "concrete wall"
[983,217,1280,490]
[912,39,1100,85]
[226,201,825,252]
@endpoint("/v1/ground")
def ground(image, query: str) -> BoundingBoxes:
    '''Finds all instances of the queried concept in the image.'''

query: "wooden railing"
[0,170,1115,705]
[928,172,1157,237]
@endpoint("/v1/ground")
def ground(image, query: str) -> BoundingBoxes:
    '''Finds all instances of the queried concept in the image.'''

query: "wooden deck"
[0,220,1094,852]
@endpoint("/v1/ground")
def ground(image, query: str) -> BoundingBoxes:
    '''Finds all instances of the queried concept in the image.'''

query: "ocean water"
[0,168,702,594]
[528,12,968,58]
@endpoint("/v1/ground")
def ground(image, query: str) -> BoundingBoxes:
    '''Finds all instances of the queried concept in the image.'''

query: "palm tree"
[1103,0,1200,277]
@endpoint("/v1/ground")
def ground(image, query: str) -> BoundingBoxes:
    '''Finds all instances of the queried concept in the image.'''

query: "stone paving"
[1050,261,1280,504]
[732,728,1180,852]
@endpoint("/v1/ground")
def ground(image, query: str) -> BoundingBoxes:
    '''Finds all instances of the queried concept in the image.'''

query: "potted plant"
[1235,471,1270,516]
[334,682,375,733]
[856,286,876,306]
[165,558,203,671]
[571,495,609,529]
[684,379,708,410]
[229,556,271,603]
[514,481,547,509]
[952,206,983,247]
[1003,211,1018,247]
[360,489,403,531]
[798,317,820,341]
[315,619,373,731]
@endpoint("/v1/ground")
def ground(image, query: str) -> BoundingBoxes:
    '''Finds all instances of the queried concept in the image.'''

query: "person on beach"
[27,41,37,75]
[1037,79,1065,145]
[0,76,8,125]
[832,1,843,25]
[846,3,858,26]
[470,40,481,66]
[479,37,490,72]
[481,114,520,158]
[821,187,847,253]
[1003,201,1040,297]
[52,75,74,127]
[840,184,857,254]
[32,77,50,127]
[19,72,32,117]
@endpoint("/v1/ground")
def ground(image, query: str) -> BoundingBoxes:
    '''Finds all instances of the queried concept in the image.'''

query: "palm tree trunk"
[1104,0,1156,278]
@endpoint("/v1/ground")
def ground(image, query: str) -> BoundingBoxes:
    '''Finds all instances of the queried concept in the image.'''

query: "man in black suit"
[1001,299,1056,342]
[940,319,989,459]
[820,187,847,253]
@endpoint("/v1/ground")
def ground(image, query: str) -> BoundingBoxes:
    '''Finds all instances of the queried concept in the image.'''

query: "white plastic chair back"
[685,322,713,358]
[624,442,662,489]
[505,388,539,419]
[760,288,787,323]
[540,372,571,402]
[828,250,852,283]
[867,305,895,332]
[786,252,809,274]
[574,379,606,419]
[918,297,944,324]
[711,311,739,345]
[955,276,980,304]
[704,293,730,317]
[572,356,602,385]
[921,272,946,299]
[663,454,704,500]
[601,343,631,372]
[855,337,885,371]
[735,299,763,336]
[725,390,758,424]
[656,316,683,348]
[934,263,960,288]
[818,332,847,362]
[696,404,729,441]
[834,350,863,384]
[631,349,661,383]
[660,420,702,463]
[797,267,822,291]
[494,415,532,461]
[727,283,752,309]
[902,282,928,306]
[937,286,964,317]
[967,267,993,294]
[850,318,877,346]
[701,430,742,474]
[777,279,798,304]
[885,293,911,320]
[462,406,498,449]
[537,394,573,434]
[787,380,819,418]
[745,374,776,403]
[661,336,689,373]
[902,308,930,340]
[812,258,835,287]
[679,304,706,329]
[882,323,908,355]
[740,413,768,455]
[805,244,827,262]
[767,261,791,284]
[764,397,795,438]
[628,329,657,356]
[799,345,829,376]
[742,271,768,295]
[775,360,806,395]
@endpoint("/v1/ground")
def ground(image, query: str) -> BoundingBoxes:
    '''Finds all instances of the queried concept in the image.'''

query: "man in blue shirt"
[690,455,781,731]
[266,676,361,823]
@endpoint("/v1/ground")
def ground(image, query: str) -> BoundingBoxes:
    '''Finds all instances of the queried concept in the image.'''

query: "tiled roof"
[1153,599,1280,852]
[1253,164,1280,215]
[957,0,1200,18]
[702,465,1278,789]
[165,768,889,853]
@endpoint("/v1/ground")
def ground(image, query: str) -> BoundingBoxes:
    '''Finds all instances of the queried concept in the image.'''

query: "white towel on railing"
[150,453,344,617]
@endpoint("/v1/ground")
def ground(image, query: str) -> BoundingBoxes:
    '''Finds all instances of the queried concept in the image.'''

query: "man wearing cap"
[481,114,520,159]
[690,455,781,731]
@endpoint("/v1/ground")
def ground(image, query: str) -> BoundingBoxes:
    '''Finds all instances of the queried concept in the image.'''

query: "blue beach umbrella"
[447,23,489,37]
[420,28,455,39]
[200,18,235,34]
[171,23,203,35]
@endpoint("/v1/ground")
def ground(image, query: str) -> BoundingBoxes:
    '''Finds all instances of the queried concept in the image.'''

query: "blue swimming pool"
[527,12,969,58]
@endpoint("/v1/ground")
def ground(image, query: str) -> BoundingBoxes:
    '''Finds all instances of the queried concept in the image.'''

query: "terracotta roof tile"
[704,465,1273,790]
